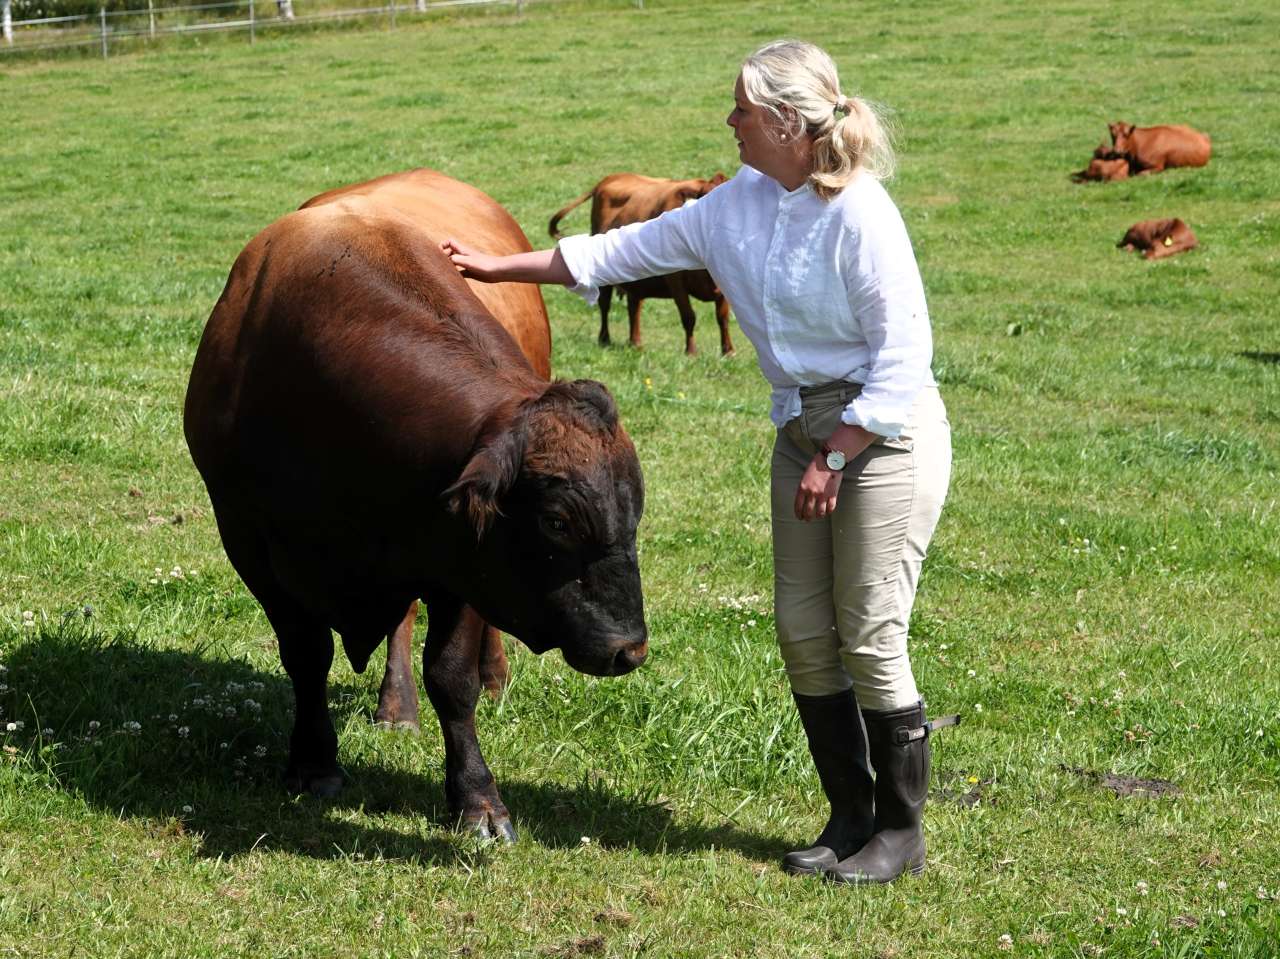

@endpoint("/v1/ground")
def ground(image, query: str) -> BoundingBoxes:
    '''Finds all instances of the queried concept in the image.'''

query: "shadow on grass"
[1,618,789,867]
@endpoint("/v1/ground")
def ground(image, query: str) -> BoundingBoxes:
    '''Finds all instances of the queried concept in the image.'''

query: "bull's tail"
[548,189,596,240]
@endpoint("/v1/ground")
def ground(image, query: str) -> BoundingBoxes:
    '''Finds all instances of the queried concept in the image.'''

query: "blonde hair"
[740,39,895,200]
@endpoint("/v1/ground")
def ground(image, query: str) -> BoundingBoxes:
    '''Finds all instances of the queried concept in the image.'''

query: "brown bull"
[1109,122,1212,174]
[185,169,648,841]
[298,170,553,720]
[549,172,735,356]
[1117,218,1198,260]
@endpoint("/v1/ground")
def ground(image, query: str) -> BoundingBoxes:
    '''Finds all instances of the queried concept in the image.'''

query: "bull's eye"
[546,516,568,533]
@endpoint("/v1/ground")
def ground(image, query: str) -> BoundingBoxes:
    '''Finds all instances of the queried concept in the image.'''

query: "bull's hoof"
[373,718,421,735]
[285,768,344,798]
[461,811,518,844]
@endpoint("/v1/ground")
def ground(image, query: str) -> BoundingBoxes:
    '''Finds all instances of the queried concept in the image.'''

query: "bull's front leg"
[713,293,735,356]
[666,275,698,355]
[375,600,421,732]
[423,593,517,843]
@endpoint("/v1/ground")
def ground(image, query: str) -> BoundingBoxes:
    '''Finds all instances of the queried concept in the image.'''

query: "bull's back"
[301,169,552,378]
[1140,125,1212,166]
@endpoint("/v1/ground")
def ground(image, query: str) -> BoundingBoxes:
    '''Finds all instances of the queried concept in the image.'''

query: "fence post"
[516,0,523,14]
[249,0,254,42]
[100,6,108,57]
[276,0,293,20]
[147,0,154,37]
[388,0,395,29]
[4,0,14,44]
[415,0,424,12]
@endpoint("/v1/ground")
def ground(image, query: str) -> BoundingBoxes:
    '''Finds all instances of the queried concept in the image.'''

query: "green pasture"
[2,0,1279,955]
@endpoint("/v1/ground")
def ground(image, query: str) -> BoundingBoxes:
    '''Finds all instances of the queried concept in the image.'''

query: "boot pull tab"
[893,713,962,746]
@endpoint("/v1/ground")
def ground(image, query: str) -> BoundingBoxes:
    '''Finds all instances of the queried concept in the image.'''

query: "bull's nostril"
[614,642,648,673]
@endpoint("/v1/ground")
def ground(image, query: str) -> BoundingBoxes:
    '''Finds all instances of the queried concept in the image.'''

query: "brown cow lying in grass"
[1073,155,1130,182]
[1117,218,1198,260]
[1108,122,1212,174]
[549,172,734,355]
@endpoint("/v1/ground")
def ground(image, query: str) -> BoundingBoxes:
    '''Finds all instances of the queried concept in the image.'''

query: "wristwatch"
[820,443,847,471]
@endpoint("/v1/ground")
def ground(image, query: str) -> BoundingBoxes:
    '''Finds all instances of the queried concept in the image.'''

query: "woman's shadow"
[3,615,790,867]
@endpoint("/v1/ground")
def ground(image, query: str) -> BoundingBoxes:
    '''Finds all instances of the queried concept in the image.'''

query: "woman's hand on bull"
[441,239,502,281]
[440,241,576,287]
[794,456,844,521]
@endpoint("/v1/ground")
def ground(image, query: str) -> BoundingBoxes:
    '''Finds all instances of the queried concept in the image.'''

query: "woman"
[443,39,957,885]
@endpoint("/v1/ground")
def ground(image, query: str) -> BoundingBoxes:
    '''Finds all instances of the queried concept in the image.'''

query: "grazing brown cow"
[1073,156,1131,182]
[298,170,554,721]
[1108,122,1212,174]
[1117,218,1198,260]
[185,171,648,841]
[549,172,735,356]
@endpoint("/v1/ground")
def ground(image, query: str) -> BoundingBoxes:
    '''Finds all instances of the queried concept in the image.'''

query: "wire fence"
[1,0,642,56]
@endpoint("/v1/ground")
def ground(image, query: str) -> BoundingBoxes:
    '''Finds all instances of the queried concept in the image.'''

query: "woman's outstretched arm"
[441,239,575,286]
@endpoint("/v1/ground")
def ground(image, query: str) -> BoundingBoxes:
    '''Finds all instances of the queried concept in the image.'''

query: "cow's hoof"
[373,719,421,735]
[462,812,518,844]
[285,768,344,798]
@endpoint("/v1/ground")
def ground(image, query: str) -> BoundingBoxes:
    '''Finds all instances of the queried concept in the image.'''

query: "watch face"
[825,449,846,471]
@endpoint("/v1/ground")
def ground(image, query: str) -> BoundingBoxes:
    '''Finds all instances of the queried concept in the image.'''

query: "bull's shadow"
[2,617,788,865]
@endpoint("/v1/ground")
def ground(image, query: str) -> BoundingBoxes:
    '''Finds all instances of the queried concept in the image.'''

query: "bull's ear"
[442,424,525,539]
[563,379,619,433]
[708,172,728,187]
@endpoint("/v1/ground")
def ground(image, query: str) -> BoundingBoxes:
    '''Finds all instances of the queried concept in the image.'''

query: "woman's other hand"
[794,456,844,521]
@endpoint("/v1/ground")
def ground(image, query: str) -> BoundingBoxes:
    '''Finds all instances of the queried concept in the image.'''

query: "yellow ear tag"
[1163,236,1174,246]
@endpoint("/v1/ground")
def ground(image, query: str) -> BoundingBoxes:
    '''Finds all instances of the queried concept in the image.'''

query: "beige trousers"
[771,383,951,710]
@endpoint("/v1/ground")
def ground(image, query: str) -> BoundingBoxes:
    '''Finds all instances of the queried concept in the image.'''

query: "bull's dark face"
[443,379,647,677]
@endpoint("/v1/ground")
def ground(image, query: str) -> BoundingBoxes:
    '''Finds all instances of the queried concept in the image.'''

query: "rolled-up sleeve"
[557,201,709,306]
[840,229,933,438]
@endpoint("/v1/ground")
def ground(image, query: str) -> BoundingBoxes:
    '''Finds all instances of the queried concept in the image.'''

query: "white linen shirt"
[557,165,935,437]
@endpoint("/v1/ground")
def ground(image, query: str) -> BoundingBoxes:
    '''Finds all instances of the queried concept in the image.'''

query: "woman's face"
[727,74,785,170]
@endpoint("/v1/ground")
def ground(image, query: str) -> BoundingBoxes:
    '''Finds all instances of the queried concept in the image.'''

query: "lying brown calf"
[1109,122,1211,174]
[1073,156,1130,182]
[1117,219,1198,260]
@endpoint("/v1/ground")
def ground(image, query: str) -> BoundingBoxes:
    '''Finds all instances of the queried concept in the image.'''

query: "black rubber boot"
[828,702,958,885]
[781,689,875,876]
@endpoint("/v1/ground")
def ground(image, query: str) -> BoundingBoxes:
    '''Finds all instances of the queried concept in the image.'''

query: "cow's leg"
[627,292,645,349]
[478,624,510,698]
[374,600,421,732]
[597,285,614,347]
[666,276,697,355]
[211,506,341,797]
[423,593,516,842]
[714,293,735,356]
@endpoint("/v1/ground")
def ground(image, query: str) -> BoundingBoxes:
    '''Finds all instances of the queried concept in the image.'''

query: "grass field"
[2,0,1279,955]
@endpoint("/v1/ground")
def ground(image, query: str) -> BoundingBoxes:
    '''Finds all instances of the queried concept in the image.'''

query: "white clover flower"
[177,726,190,738]
[0,685,8,695]
[168,714,178,722]
[0,664,8,675]
[1136,880,1149,896]
[974,703,984,713]
[254,745,267,757]
[42,728,53,737]
[122,721,142,735]
[997,933,1012,951]
[967,669,976,678]
[87,720,100,731]
[1217,909,1226,917]
[22,610,34,621]
[1216,880,1227,891]
[580,836,591,845]
[223,706,237,718]
[5,722,20,732]
[1116,906,1128,916]
[182,805,193,813]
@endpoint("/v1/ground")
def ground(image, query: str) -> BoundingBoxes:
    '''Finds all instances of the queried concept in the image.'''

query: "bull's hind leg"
[423,593,517,843]
[210,507,341,797]
[597,285,614,346]
[666,276,698,355]
[626,291,645,349]
[375,600,421,732]
[714,294,735,356]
